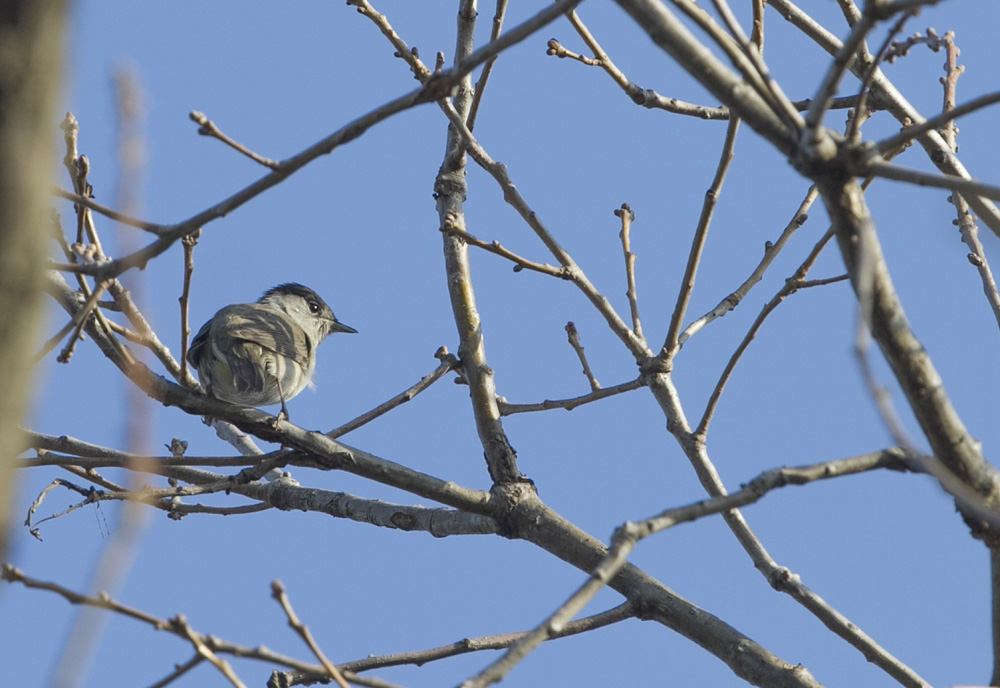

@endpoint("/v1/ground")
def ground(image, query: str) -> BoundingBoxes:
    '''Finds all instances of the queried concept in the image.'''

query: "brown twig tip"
[545,38,600,65]
[613,203,634,221]
[188,110,280,170]
[885,27,953,62]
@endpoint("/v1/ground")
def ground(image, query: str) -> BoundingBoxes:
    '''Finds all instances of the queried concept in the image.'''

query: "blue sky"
[4,1,1000,686]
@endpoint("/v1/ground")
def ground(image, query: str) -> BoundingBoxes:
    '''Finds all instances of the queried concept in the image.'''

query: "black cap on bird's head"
[259,283,357,336]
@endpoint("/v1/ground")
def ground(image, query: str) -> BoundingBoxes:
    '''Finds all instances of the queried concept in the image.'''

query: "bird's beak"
[330,319,357,334]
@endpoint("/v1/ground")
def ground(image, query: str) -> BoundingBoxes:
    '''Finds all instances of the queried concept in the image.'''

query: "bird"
[186,283,355,417]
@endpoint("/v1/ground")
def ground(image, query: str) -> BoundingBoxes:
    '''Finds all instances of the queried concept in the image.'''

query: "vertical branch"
[938,36,962,152]
[662,116,740,358]
[0,0,65,562]
[932,33,1000,676]
[616,204,643,341]
[466,0,508,131]
[51,68,157,688]
[435,0,525,486]
[179,229,201,385]
[750,0,764,49]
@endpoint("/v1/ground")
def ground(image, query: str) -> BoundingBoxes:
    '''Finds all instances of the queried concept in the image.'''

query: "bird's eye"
[308,300,320,313]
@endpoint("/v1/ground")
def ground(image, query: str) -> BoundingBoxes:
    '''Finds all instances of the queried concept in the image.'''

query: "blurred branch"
[0,0,65,562]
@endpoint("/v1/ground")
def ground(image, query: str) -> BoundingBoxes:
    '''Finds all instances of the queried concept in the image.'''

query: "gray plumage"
[187,283,355,408]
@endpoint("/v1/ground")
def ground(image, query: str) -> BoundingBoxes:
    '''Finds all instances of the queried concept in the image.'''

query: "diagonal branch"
[819,173,1000,521]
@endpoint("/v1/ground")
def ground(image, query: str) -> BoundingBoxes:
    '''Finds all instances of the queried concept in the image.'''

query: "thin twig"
[41,280,108,364]
[467,0,509,131]
[326,347,459,438]
[347,0,431,80]
[52,186,162,234]
[498,377,643,416]
[148,654,203,688]
[438,100,648,360]
[680,186,818,347]
[854,321,919,450]
[708,0,802,128]
[671,0,799,129]
[875,84,1000,153]
[172,615,248,688]
[750,0,764,48]
[272,581,350,688]
[0,564,340,677]
[459,447,910,688]
[548,27,860,120]
[179,229,201,384]
[441,222,570,278]
[330,603,636,676]
[862,159,1000,201]
[565,322,601,391]
[938,35,962,150]
[189,111,280,169]
[953,202,1000,337]
[616,204,643,340]
[846,9,916,143]
[801,8,876,155]
[663,116,740,358]
[697,228,838,438]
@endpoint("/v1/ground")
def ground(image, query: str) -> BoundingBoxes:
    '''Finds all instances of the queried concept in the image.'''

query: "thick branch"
[819,173,1000,525]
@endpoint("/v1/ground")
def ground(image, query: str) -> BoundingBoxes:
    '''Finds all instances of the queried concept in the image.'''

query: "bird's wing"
[216,304,311,366]
[186,318,212,368]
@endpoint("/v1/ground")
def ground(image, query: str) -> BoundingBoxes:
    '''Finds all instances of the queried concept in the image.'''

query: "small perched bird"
[187,283,356,415]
